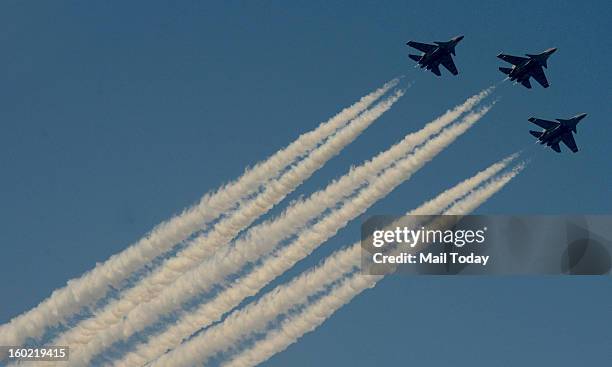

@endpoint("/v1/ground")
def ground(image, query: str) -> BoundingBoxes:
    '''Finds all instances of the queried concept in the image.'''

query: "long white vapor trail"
[219,165,524,367]
[100,88,495,367]
[0,79,399,348]
[135,154,516,367]
[53,90,404,367]
[143,106,492,367]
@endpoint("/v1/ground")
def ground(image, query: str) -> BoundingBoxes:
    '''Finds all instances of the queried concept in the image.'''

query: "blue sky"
[1,1,611,365]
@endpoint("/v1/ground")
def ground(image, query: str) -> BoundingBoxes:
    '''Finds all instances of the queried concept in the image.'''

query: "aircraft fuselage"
[508,60,536,81]
[538,125,567,146]
[418,48,443,68]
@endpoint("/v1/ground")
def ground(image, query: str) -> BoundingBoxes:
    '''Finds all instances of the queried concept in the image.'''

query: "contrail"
[219,165,525,367]
[94,88,495,367]
[413,153,517,214]
[444,163,525,215]
[52,91,405,366]
[131,106,493,367]
[0,79,399,348]
[135,155,516,367]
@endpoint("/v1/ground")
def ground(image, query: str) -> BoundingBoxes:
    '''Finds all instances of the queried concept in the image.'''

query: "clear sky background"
[1,1,611,366]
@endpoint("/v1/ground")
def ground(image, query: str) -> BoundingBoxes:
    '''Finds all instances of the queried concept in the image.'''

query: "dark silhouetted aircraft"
[497,48,557,88]
[406,35,464,76]
[528,113,587,153]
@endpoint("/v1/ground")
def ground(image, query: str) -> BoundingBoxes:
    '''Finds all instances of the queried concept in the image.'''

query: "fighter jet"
[497,48,557,88]
[528,113,587,153]
[406,35,464,76]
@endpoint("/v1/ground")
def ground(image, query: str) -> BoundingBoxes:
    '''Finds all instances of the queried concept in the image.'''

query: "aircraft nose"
[454,35,464,43]
[578,113,588,119]
[547,47,557,54]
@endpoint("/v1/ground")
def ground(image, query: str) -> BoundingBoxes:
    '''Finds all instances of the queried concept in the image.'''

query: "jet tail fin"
[551,142,561,153]
[499,67,512,75]
[408,54,422,62]
[520,79,532,89]
[529,130,543,138]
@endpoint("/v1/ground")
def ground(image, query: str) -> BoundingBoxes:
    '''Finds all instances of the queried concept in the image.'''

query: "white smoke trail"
[0,79,399,348]
[219,165,525,367]
[132,155,515,367]
[95,88,495,367]
[444,163,525,215]
[412,153,517,215]
[52,91,404,367]
[222,273,380,367]
[141,106,492,367]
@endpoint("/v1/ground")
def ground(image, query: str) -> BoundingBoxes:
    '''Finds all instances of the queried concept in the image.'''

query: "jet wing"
[528,117,559,130]
[407,41,436,53]
[561,133,579,153]
[440,54,458,75]
[497,53,528,65]
[531,66,550,88]
[430,63,441,76]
